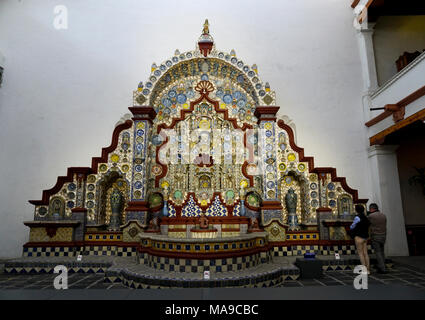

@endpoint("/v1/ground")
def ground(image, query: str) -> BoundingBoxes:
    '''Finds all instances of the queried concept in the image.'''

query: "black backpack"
[348,214,370,239]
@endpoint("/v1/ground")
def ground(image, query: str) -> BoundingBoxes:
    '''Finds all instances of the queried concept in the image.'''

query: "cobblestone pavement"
[0,263,425,290]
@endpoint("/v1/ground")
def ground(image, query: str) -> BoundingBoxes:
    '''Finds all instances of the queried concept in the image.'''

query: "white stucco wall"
[0,0,370,258]
[373,15,425,86]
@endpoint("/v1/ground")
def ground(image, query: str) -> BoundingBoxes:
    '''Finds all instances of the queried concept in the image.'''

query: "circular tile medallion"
[287,153,296,162]
[279,163,286,171]
[151,165,162,176]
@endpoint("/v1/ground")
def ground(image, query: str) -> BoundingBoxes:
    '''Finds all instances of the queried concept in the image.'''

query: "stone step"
[3,256,121,274]
[105,258,300,288]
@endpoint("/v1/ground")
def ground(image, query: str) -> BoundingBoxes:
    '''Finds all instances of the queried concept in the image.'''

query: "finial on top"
[203,19,209,35]
[198,19,214,57]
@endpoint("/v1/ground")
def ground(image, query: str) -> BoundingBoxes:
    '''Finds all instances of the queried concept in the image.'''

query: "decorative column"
[368,145,409,256]
[356,22,378,93]
[71,208,87,242]
[356,23,379,125]
[70,169,90,242]
[125,106,156,227]
[316,208,333,240]
[254,106,283,225]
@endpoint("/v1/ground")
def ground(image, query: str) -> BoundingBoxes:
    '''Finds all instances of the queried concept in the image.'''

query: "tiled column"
[70,169,90,241]
[126,106,157,227]
[254,106,283,225]
[71,208,87,241]
[316,207,332,240]
[368,145,409,256]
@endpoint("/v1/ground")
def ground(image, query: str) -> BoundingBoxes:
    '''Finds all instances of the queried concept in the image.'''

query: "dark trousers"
[371,234,386,271]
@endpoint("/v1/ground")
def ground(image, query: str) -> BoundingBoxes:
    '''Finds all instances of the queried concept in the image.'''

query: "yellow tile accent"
[29,227,73,242]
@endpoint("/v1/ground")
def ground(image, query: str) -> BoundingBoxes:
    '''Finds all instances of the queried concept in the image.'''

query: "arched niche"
[279,170,311,225]
[95,170,129,227]
[48,196,65,219]
[337,194,354,218]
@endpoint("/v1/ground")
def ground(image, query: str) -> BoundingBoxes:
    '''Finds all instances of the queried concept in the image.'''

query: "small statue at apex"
[203,19,209,35]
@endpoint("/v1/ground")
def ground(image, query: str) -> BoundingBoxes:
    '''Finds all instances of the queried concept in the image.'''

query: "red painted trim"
[198,41,213,57]
[156,91,254,133]
[167,228,188,232]
[126,201,149,212]
[244,201,261,212]
[261,201,283,210]
[149,203,162,213]
[154,91,253,188]
[221,228,240,232]
[254,106,280,122]
[29,168,91,205]
[316,207,333,213]
[91,120,133,174]
[351,0,360,8]
[286,230,320,234]
[369,108,425,146]
[241,161,254,187]
[24,221,80,228]
[139,246,269,260]
[29,120,133,205]
[277,120,368,204]
[269,240,355,246]
[190,228,218,233]
[23,239,360,252]
[128,106,156,124]
[83,241,139,247]
[365,110,392,127]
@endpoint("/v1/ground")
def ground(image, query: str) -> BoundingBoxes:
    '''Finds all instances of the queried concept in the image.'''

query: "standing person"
[350,205,371,274]
[367,203,387,274]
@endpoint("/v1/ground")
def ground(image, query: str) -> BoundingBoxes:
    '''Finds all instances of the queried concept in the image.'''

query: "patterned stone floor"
[0,262,425,290]
[280,264,425,289]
